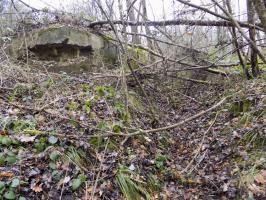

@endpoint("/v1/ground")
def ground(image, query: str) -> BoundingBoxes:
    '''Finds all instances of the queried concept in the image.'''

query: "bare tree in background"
[141,0,155,61]
[126,0,140,44]
[247,0,259,77]
[2,0,266,80]
[0,0,7,13]
[225,0,251,79]
[253,0,266,32]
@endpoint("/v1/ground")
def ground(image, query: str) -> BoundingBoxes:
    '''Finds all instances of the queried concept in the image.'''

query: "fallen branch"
[89,95,230,138]
[211,0,266,63]
[33,95,230,140]
[0,91,233,140]
[176,0,264,31]
[89,19,263,30]
[133,96,227,135]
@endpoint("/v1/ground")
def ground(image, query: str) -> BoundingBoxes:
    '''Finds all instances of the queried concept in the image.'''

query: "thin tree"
[225,0,251,79]
[247,0,259,77]
[126,0,141,44]
[253,0,266,32]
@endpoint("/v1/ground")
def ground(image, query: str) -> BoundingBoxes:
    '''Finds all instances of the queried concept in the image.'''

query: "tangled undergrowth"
[0,62,265,200]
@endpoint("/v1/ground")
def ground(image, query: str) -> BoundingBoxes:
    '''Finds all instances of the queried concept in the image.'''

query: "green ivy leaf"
[72,178,82,190]
[10,178,20,188]
[11,139,19,145]
[0,181,6,194]
[4,190,16,200]
[49,151,60,161]
[49,162,57,170]
[0,181,5,191]
[5,155,17,165]
[0,153,5,166]
[51,170,62,181]
[2,137,12,146]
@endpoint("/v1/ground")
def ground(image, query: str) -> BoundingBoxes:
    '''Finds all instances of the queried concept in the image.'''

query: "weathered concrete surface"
[29,25,104,48]
[9,24,118,72]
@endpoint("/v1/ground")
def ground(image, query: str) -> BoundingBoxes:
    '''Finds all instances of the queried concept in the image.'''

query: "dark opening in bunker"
[29,44,93,61]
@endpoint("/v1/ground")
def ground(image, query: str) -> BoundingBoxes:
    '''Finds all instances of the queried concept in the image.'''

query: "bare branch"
[176,0,264,31]
[89,19,263,30]
[212,0,266,63]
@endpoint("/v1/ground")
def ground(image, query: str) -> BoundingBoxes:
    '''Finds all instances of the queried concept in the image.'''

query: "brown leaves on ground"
[14,134,37,142]
[0,171,15,180]
[248,170,266,197]
[255,170,266,185]
[31,183,43,193]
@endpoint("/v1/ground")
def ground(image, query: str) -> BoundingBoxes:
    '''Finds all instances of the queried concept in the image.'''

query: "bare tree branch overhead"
[88,18,264,29]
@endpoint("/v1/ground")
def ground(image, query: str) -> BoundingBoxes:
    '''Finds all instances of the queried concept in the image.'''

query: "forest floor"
[0,62,265,200]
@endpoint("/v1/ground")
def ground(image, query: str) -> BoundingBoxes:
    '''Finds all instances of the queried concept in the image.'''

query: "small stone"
[129,164,135,171]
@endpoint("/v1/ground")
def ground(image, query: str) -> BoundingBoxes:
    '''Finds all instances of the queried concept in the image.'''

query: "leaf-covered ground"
[0,63,265,200]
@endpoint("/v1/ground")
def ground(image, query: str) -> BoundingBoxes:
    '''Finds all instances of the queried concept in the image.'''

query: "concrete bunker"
[10,25,118,72]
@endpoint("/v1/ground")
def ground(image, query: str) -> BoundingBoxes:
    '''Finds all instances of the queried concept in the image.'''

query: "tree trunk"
[253,0,266,32]
[126,0,141,44]
[141,0,155,62]
[247,0,259,77]
[225,0,251,79]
